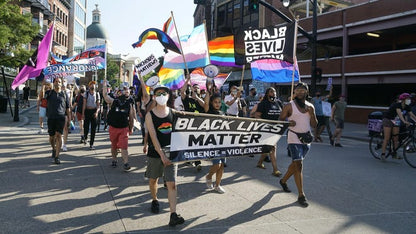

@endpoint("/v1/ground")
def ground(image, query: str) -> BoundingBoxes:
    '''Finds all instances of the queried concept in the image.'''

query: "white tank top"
[288,100,311,144]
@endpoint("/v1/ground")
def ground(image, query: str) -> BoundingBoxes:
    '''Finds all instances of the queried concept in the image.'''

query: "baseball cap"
[399,93,411,100]
[153,84,170,93]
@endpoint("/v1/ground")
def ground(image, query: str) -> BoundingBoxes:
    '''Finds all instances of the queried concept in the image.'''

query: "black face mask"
[316,94,320,97]
[252,91,257,96]
[294,96,306,109]
[118,95,126,102]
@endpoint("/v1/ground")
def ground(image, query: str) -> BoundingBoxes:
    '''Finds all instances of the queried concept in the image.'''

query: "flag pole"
[290,16,299,100]
[171,11,189,75]
[104,40,107,80]
[239,64,245,90]
[203,19,211,64]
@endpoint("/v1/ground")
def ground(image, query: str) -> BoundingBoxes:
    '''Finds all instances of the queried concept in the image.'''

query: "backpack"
[107,99,131,128]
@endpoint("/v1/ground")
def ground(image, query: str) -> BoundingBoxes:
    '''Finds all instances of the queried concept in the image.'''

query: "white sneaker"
[62,145,67,152]
[214,186,225,194]
[206,178,213,189]
[38,129,44,134]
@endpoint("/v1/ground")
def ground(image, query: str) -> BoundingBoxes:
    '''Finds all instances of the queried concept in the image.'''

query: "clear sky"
[86,0,197,60]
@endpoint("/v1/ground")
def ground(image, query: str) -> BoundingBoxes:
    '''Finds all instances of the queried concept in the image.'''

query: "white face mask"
[405,99,411,105]
[155,95,169,105]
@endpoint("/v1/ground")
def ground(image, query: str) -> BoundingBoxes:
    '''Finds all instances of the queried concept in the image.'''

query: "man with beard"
[279,82,317,207]
[103,81,135,171]
[255,87,283,177]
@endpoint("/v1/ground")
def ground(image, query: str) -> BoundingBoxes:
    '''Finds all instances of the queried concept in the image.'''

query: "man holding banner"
[279,82,317,207]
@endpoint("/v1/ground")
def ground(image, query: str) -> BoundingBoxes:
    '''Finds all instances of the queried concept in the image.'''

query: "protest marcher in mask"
[73,85,86,143]
[82,81,100,150]
[279,82,317,207]
[255,87,283,177]
[145,84,185,227]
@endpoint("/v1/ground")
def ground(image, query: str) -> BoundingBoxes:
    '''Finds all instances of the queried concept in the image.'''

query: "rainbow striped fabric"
[132,28,181,54]
[250,59,299,83]
[158,66,185,90]
[208,35,242,68]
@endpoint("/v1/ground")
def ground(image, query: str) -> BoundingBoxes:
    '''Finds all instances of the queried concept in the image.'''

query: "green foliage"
[0,0,40,67]
[97,56,120,88]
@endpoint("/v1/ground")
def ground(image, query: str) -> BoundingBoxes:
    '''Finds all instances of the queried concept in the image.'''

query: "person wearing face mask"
[380,93,416,161]
[224,85,242,117]
[73,85,86,143]
[245,87,260,118]
[82,81,101,150]
[103,80,135,171]
[255,87,283,177]
[145,84,185,227]
[330,95,347,147]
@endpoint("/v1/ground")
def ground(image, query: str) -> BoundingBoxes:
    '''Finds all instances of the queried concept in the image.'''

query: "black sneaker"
[123,163,131,171]
[298,195,309,207]
[54,157,61,164]
[264,156,271,162]
[335,143,343,147]
[151,200,160,214]
[51,149,56,158]
[111,161,117,168]
[169,212,185,227]
[279,180,291,193]
[330,138,334,146]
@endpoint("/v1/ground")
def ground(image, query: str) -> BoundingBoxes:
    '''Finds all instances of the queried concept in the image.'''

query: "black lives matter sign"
[234,23,295,65]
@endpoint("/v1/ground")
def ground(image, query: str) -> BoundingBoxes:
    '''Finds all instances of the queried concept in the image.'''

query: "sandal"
[256,163,266,169]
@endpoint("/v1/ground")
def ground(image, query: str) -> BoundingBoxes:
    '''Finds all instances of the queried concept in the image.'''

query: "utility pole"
[311,0,318,94]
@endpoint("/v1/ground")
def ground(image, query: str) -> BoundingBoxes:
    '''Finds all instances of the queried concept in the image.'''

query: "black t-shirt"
[256,98,283,120]
[147,109,174,158]
[45,90,69,119]
[107,98,131,128]
[182,96,204,113]
[23,87,30,99]
[384,102,411,120]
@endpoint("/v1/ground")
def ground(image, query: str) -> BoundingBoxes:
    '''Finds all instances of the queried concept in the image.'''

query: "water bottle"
[70,120,75,130]
[394,117,401,126]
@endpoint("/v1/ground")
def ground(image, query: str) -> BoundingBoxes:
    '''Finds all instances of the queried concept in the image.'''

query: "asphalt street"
[0,102,415,233]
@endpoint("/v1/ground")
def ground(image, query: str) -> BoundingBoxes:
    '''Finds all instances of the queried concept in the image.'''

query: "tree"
[97,56,119,88]
[0,0,40,68]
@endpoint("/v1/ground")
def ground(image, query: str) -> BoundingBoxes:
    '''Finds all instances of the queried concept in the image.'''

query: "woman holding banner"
[203,86,226,194]
[145,84,185,227]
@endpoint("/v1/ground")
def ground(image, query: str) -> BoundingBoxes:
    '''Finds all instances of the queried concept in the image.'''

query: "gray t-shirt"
[45,90,69,119]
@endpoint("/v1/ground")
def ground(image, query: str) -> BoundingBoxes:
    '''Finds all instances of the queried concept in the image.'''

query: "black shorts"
[317,115,328,127]
[47,117,66,136]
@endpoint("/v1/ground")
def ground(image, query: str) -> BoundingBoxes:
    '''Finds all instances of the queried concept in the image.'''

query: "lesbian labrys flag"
[190,68,230,90]
[250,59,299,83]
[158,67,185,90]
[163,24,210,69]
[208,35,242,68]
[12,23,54,89]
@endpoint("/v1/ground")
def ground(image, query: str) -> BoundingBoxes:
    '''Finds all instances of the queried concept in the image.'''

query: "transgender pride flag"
[163,24,210,69]
[250,59,299,83]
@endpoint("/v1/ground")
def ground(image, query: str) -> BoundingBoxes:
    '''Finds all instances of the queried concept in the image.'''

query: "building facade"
[68,0,87,57]
[195,0,416,123]
[48,0,70,58]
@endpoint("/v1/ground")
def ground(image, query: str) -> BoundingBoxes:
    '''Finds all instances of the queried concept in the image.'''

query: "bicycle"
[369,123,416,168]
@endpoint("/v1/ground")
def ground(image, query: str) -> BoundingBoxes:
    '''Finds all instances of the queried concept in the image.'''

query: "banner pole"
[239,64,245,90]
[203,19,211,64]
[171,11,189,75]
[290,16,299,100]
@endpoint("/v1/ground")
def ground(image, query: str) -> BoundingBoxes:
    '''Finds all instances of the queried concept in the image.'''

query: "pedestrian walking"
[23,83,30,107]
[254,87,283,177]
[37,82,51,134]
[73,85,86,143]
[331,95,347,147]
[145,84,185,227]
[245,87,260,117]
[40,78,70,164]
[82,81,100,150]
[103,80,135,171]
[311,87,333,144]
[279,82,317,207]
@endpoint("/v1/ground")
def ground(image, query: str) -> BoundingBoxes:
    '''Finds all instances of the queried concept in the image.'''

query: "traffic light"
[249,0,259,13]
[314,67,322,83]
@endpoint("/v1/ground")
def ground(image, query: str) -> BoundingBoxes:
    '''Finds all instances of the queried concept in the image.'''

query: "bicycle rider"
[381,93,416,161]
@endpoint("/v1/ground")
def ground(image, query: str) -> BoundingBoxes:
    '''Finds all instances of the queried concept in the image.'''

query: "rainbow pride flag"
[208,35,242,68]
[132,28,181,54]
[250,59,299,83]
[158,66,185,90]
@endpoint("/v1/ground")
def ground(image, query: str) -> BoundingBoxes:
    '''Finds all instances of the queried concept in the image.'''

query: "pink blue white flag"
[12,23,54,89]
[163,24,210,69]
[250,59,299,83]
[190,68,230,90]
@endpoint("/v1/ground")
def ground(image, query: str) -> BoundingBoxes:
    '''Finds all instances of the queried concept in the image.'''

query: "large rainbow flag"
[208,35,242,68]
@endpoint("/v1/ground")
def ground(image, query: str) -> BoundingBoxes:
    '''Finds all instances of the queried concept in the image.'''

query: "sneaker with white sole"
[214,185,225,194]
[206,177,213,189]
[62,145,67,152]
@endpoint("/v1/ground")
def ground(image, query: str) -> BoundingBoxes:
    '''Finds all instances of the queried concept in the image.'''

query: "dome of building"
[86,22,108,39]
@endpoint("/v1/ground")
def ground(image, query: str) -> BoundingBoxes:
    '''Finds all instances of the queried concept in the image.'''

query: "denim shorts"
[288,144,310,161]
[212,158,226,165]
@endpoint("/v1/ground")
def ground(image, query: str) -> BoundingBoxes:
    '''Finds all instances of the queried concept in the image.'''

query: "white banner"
[136,54,159,76]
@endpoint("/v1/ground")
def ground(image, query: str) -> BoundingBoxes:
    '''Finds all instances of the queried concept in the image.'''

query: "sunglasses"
[155,92,168,97]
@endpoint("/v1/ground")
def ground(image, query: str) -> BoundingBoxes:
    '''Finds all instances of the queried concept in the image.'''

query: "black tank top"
[147,108,174,158]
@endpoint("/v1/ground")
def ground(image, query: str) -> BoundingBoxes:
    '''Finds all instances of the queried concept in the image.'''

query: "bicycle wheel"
[369,133,389,159]
[403,138,416,168]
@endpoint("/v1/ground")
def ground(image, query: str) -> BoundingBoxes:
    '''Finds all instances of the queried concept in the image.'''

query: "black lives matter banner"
[234,22,295,65]
[169,112,289,163]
